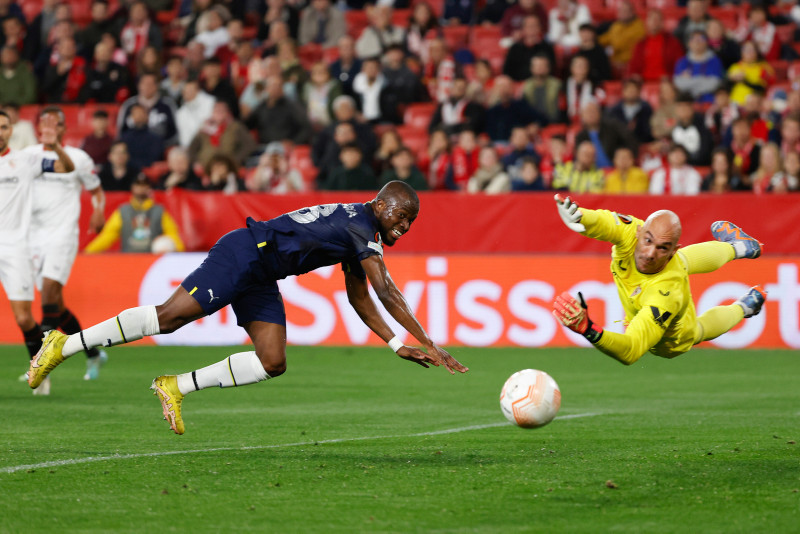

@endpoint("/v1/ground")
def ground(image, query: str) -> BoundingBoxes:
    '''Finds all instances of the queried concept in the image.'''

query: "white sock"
[62,306,161,357]
[732,241,747,259]
[175,351,270,395]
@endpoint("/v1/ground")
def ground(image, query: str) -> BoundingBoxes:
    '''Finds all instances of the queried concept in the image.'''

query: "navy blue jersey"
[247,202,384,280]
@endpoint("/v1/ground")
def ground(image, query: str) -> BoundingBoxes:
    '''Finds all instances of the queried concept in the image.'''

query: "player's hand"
[396,345,435,368]
[39,114,59,148]
[552,292,604,343]
[552,291,589,334]
[425,344,469,375]
[554,194,586,232]
[89,211,105,234]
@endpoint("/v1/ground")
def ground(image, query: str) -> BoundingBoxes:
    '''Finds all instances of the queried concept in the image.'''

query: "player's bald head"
[645,209,682,244]
[376,180,419,210]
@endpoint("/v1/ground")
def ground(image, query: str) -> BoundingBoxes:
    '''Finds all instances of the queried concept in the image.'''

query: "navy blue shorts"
[181,228,286,326]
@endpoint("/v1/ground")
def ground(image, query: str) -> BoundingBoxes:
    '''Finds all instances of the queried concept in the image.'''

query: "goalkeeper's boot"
[711,221,762,259]
[736,285,767,318]
[151,376,185,435]
[32,377,51,396]
[83,349,108,380]
[28,330,68,389]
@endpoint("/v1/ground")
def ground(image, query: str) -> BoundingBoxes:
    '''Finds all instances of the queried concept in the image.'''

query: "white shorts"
[0,244,35,301]
[30,227,79,289]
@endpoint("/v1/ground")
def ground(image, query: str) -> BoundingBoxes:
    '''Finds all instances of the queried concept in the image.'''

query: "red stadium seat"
[403,103,437,131]
[707,7,741,29]
[641,81,660,109]
[439,25,470,51]
[289,145,318,189]
[391,9,411,27]
[19,105,40,124]
[322,46,339,64]
[21,0,43,24]
[424,0,445,18]
[71,0,94,26]
[773,60,789,82]
[298,43,323,69]
[470,25,503,51]
[603,80,623,107]
[345,10,370,39]
[142,161,169,182]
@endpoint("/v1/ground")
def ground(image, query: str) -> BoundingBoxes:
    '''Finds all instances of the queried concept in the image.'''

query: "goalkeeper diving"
[551,195,766,365]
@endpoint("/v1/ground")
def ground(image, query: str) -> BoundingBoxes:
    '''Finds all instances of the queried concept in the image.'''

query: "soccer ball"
[499,369,561,428]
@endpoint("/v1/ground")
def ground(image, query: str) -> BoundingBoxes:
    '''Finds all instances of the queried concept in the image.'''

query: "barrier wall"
[78,192,800,254]
[2,254,798,349]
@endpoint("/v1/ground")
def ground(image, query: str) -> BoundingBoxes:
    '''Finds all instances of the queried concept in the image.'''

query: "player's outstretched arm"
[355,256,468,374]
[553,292,660,365]
[554,194,586,232]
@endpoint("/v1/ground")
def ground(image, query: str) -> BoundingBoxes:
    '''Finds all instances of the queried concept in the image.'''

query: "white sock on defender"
[62,306,161,357]
[175,351,270,395]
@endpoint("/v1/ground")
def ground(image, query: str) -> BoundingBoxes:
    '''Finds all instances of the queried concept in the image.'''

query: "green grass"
[0,345,798,533]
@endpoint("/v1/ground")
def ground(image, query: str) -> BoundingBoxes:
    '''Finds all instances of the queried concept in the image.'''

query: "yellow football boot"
[151,375,185,435]
[28,330,68,389]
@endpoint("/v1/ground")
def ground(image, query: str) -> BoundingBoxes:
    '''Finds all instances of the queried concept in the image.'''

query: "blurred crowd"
[3,0,800,194]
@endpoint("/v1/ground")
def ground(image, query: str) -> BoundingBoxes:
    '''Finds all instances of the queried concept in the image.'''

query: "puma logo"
[208,289,219,303]
[659,290,670,296]
[618,260,627,271]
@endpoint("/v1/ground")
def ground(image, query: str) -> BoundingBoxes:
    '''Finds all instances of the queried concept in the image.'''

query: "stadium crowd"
[4,0,800,194]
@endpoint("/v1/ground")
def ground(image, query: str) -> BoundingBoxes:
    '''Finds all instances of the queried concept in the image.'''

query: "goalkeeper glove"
[554,194,585,232]
[552,291,603,343]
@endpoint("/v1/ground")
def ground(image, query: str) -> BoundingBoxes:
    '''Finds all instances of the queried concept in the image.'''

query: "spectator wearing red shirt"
[627,11,684,83]
[449,129,480,190]
[119,1,162,63]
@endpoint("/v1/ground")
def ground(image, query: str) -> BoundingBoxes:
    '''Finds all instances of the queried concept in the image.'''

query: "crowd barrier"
[77,191,800,254]
[2,253,798,349]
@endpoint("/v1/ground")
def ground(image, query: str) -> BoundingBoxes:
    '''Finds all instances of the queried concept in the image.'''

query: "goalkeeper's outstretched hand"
[552,292,603,343]
[554,194,586,232]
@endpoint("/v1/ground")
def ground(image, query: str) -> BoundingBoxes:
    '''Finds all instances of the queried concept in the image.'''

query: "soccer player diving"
[28,181,468,434]
[551,195,766,365]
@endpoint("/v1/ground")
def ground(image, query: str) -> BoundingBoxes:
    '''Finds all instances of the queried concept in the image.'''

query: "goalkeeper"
[551,195,767,365]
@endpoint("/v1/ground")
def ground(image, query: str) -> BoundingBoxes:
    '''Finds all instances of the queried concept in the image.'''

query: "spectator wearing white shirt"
[352,57,386,123]
[649,144,702,195]
[548,0,592,50]
[192,6,231,59]
[176,80,216,147]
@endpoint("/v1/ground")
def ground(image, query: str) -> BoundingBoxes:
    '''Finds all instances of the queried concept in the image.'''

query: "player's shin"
[175,351,270,395]
[61,306,160,357]
[22,324,43,359]
[58,308,101,358]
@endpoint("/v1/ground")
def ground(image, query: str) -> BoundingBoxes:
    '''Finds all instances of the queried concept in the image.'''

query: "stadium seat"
[707,7,741,29]
[298,43,323,69]
[391,9,411,27]
[426,0,445,18]
[603,80,623,107]
[470,26,503,52]
[773,60,789,82]
[439,25,470,51]
[71,0,94,26]
[21,0,43,24]
[641,81,661,109]
[288,145,318,189]
[322,46,339,64]
[19,105,40,124]
[345,10,370,39]
[142,161,169,182]
[403,103,437,131]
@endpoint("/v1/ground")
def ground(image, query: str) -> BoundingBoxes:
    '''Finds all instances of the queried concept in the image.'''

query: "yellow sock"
[694,304,745,343]
[679,241,735,275]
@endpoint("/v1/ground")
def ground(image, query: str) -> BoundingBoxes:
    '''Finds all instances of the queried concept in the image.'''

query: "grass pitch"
[0,344,798,533]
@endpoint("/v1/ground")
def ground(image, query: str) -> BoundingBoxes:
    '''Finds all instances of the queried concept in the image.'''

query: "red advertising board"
[2,254,797,350]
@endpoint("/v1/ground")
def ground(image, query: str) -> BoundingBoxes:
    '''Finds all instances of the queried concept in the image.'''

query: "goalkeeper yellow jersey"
[580,208,698,364]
